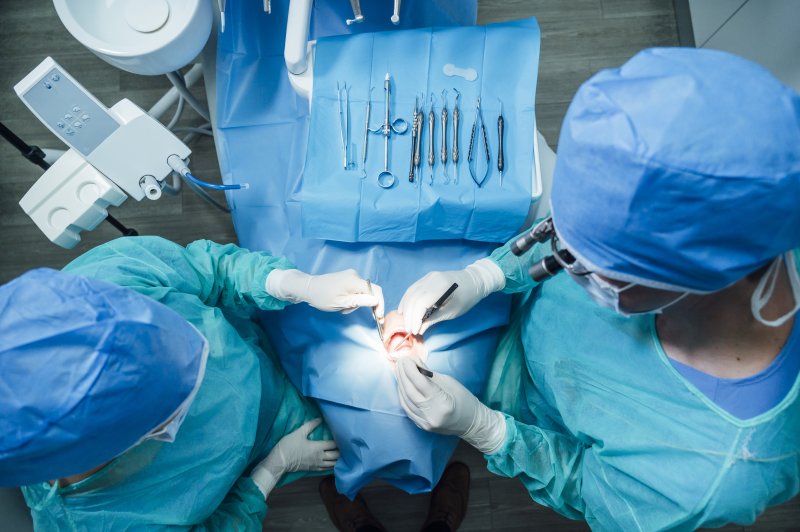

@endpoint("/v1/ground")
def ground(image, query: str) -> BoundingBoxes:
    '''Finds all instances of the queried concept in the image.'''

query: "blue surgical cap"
[0,269,206,487]
[551,47,800,292]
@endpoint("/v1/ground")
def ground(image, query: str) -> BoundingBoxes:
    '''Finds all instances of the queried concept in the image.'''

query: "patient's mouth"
[387,331,412,353]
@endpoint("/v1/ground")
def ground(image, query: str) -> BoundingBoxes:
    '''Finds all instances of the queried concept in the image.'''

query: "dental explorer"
[440,89,448,183]
[452,89,460,184]
[428,93,436,184]
[392,0,401,25]
[366,280,384,343]
[497,98,505,187]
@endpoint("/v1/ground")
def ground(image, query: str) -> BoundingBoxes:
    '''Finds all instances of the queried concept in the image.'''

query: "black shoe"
[319,476,388,532]
[419,462,471,532]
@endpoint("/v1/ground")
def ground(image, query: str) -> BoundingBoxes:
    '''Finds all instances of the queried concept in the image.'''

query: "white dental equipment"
[15,57,193,249]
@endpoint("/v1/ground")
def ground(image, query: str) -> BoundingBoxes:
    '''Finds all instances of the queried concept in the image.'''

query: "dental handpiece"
[427,99,435,184]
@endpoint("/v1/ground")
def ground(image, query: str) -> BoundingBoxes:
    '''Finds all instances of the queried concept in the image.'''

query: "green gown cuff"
[489,222,552,294]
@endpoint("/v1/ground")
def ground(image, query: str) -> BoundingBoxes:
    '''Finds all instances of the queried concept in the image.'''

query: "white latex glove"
[394,358,506,454]
[266,269,384,317]
[398,259,505,335]
[250,418,339,498]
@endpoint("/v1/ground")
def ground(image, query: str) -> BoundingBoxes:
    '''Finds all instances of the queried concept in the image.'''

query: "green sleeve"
[191,477,268,531]
[489,220,553,294]
[62,236,295,311]
[485,415,586,521]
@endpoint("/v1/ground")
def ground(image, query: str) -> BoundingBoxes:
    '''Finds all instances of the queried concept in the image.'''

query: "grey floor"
[0,1,797,531]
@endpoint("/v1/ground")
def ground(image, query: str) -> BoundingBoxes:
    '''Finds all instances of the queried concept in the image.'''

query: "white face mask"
[570,272,689,317]
[751,252,800,327]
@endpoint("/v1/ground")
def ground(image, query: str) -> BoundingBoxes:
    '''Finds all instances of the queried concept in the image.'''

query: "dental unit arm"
[14,57,196,249]
[284,0,405,101]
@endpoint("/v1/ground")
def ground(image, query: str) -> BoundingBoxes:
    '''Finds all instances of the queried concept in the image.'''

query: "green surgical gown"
[21,237,324,530]
[483,236,800,530]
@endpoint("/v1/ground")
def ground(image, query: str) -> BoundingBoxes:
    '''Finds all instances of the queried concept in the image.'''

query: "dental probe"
[392,282,459,352]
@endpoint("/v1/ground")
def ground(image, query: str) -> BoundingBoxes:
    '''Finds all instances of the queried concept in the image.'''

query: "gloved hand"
[250,418,339,498]
[394,358,506,454]
[398,258,505,335]
[267,269,384,317]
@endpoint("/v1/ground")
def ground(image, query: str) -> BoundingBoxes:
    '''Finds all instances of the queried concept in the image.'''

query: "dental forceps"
[427,93,436,184]
[361,87,373,178]
[366,280,384,343]
[369,73,408,188]
[337,82,352,170]
[452,89,461,184]
[468,97,490,186]
[441,89,449,183]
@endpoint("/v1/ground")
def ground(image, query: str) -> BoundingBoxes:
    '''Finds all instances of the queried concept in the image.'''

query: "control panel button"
[72,106,81,113]
[56,121,65,129]
[51,73,61,82]
[65,128,75,136]
[64,113,74,120]
[81,114,90,121]
[73,121,83,128]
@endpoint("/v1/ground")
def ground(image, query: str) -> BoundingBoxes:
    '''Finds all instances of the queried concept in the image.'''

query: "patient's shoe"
[419,462,471,532]
[319,476,388,532]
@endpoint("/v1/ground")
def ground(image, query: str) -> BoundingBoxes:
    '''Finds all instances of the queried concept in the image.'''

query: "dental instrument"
[409,97,419,183]
[346,0,364,25]
[497,98,505,187]
[366,280,384,343]
[452,89,460,184]
[264,0,271,14]
[440,89,448,183]
[392,0,401,25]
[392,282,459,352]
[370,73,408,188]
[467,97,490,187]
[414,93,424,183]
[337,82,352,170]
[361,87,372,178]
[428,93,436,184]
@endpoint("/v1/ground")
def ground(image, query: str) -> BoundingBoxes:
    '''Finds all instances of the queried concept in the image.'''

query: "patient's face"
[381,310,426,365]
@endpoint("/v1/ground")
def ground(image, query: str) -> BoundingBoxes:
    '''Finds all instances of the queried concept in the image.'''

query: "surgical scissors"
[369,73,408,188]
[468,97,490,186]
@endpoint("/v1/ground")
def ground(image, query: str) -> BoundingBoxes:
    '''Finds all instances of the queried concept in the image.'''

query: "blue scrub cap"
[0,269,206,487]
[551,47,800,292]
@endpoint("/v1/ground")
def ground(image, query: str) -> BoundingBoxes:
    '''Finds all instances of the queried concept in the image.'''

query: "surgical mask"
[570,272,688,317]
[751,252,800,327]
[139,337,209,444]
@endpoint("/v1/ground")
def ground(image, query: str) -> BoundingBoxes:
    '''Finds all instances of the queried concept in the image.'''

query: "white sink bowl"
[53,0,212,75]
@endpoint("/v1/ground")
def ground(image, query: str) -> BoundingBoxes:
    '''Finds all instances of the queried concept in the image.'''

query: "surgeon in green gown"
[0,236,384,530]
[394,48,800,529]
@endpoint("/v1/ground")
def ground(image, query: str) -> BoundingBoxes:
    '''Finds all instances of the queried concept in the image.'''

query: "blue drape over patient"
[214,0,543,497]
